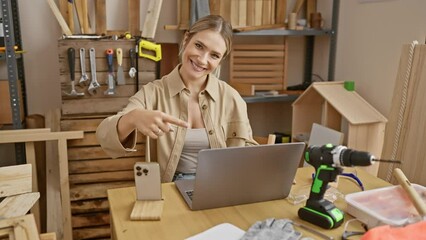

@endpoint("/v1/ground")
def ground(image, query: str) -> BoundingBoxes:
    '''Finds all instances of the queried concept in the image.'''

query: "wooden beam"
[45,0,72,36]
[276,0,287,24]
[128,0,141,36]
[95,0,106,35]
[142,0,163,39]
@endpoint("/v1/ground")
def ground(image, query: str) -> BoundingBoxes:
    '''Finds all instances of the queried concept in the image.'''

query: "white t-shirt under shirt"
[176,128,210,174]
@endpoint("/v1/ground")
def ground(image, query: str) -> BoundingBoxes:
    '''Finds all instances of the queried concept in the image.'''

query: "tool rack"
[0,0,27,164]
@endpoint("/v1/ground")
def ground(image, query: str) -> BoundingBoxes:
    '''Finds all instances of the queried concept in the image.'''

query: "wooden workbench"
[108,166,391,240]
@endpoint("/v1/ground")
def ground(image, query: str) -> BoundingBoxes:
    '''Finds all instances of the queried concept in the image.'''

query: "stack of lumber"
[378,43,426,186]
[58,39,156,239]
[177,0,288,30]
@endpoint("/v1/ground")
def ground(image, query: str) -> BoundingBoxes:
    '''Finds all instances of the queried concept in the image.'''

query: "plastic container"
[345,184,426,228]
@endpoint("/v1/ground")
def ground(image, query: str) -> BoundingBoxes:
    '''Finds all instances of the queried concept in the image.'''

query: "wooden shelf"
[243,93,300,104]
[234,28,333,37]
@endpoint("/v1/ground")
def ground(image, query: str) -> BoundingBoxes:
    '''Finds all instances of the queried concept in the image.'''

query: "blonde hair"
[179,15,233,62]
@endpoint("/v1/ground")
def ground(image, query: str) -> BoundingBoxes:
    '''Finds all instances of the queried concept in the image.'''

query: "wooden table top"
[108,166,391,240]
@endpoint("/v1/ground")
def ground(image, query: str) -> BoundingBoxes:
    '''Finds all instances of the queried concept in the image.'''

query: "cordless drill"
[298,144,375,229]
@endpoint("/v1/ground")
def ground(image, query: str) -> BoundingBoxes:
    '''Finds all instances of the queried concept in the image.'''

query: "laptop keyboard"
[185,190,194,200]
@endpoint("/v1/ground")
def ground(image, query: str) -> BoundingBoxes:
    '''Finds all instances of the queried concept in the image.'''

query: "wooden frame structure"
[0,128,84,240]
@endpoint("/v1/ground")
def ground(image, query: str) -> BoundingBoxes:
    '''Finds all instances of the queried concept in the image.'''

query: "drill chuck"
[340,147,374,166]
[306,144,375,168]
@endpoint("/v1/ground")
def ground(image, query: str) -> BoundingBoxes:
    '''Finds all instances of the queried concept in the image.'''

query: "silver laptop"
[175,142,305,210]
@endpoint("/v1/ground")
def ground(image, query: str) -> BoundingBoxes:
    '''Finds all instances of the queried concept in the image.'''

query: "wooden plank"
[0,164,32,197]
[306,0,317,28]
[72,225,110,240]
[234,58,285,64]
[25,141,41,232]
[0,192,40,218]
[233,51,286,57]
[230,0,239,27]
[71,199,109,214]
[67,132,100,146]
[69,170,134,184]
[40,232,57,240]
[231,78,284,84]
[82,0,90,34]
[230,83,254,96]
[68,144,145,161]
[178,0,190,30]
[209,0,220,15]
[61,97,129,115]
[72,212,110,228]
[67,131,144,147]
[58,137,73,240]
[246,0,255,26]
[45,0,72,36]
[233,44,286,50]
[379,45,426,185]
[0,128,50,135]
[95,0,106,35]
[70,181,134,201]
[68,157,142,174]
[74,0,84,33]
[276,0,287,24]
[262,0,272,25]
[238,0,247,28]
[293,0,305,14]
[142,0,163,39]
[128,0,141,36]
[220,0,231,23]
[233,64,285,71]
[254,0,263,26]
[233,71,285,78]
[60,118,104,132]
[25,115,47,233]
[44,109,62,239]
[0,131,84,143]
[0,214,40,240]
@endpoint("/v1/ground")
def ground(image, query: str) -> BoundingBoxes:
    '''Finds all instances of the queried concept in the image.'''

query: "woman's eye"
[211,54,220,60]
[195,43,202,49]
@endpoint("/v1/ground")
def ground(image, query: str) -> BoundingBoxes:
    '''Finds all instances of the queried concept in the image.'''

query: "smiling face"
[179,29,227,84]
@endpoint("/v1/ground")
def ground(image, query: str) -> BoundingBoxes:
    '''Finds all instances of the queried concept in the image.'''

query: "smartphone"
[134,162,162,200]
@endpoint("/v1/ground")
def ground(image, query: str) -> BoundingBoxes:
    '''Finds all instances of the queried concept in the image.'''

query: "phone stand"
[130,198,164,221]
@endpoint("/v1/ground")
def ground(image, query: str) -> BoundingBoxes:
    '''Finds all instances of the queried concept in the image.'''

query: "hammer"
[64,48,84,97]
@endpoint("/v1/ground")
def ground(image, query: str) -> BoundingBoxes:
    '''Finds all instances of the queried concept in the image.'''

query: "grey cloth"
[240,218,302,240]
[190,0,211,26]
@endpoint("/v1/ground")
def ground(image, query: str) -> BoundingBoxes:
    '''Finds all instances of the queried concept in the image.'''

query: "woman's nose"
[198,52,208,64]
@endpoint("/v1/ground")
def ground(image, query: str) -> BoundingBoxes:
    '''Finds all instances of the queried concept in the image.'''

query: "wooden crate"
[229,42,288,96]
[58,39,157,239]
[60,115,145,240]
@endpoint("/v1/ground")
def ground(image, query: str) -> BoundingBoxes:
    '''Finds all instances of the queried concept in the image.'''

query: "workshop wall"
[335,0,426,116]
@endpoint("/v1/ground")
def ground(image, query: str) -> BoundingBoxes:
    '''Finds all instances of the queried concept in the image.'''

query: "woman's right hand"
[118,109,188,141]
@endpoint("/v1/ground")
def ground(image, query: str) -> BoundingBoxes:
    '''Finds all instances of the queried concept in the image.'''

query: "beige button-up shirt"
[96,65,258,182]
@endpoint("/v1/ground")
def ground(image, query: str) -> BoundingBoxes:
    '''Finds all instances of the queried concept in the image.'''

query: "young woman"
[96,15,257,182]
